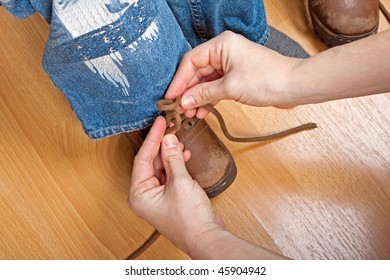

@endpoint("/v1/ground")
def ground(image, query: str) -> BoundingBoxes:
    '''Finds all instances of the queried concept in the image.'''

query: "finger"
[199,71,223,84]
[165,38,222,100]
[161,134,192,183]
[153,122,182,183]
[153,154,165,184]
[179,143,191,162]
[185,99,219,119]
[187,67,221,89]
[180,78,227,109]
[155,143,190,185]
[196,107,211,119]
[183,149,191,162]
[132,116,166,185]
[179,142,185,151]
[183,108,197,119]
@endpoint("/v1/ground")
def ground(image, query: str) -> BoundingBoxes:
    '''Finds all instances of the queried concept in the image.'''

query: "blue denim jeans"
[1,0,269,139]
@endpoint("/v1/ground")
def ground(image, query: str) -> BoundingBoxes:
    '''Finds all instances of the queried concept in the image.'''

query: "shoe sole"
[304,0,378,46]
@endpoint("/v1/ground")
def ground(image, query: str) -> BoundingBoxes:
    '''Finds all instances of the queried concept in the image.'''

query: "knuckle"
[165,152,182,164]
[221,30,238,43]
[198,84,212,103]
[127,183,148,212]
[182,51,191,62]
[171,176,193,190]
[221,30,233,38]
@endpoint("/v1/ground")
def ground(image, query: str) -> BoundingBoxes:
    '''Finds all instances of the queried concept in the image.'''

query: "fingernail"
[181,95,196,108]
[164,134,178,149]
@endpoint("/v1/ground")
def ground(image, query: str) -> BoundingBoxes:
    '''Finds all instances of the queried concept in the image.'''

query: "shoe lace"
[157,96,317,141]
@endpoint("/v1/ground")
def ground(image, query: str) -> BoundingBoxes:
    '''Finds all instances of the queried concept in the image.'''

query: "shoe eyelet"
[182,118,195,131]
[188,119,195,127]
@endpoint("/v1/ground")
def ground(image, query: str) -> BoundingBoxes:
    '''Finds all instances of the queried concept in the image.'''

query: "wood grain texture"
[1,0,389,259]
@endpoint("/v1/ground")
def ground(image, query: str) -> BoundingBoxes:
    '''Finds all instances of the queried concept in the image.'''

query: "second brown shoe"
[305,0,379,46]
[125,118,237,198]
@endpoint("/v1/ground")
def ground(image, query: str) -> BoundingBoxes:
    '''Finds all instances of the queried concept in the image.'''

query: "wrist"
[274,56,329,107]
[265,56,306,108]
[284,57,323,106]
[185,226,289,259]
[184,225,230,259]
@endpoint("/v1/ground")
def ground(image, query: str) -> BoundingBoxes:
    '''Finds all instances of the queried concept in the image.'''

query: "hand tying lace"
[157,96,317,141]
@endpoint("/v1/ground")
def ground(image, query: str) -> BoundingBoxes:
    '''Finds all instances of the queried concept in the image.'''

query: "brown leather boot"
[125,117,237,198]
[305,0,379,46]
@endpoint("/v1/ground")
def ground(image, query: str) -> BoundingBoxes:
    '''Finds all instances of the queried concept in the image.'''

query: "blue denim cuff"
[0,0,35,19]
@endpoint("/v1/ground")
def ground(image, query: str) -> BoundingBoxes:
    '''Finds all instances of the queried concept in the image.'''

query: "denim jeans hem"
[87,114,159,139]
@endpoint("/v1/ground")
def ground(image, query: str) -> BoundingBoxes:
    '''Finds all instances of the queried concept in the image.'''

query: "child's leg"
[44,1,193,139]
[166,0,269,47]
[0,0,190,138]
[3,0,191,139]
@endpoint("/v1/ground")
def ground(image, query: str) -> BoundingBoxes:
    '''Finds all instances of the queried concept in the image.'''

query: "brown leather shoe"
[175,117,237,198]
[125,118,237,198]
[305,0,379,46]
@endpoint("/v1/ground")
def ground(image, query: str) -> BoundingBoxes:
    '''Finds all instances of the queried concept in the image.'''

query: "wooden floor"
[1,0,389,260]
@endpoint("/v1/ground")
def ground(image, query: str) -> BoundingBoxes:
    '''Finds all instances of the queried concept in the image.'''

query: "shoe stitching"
[180,124,208,148]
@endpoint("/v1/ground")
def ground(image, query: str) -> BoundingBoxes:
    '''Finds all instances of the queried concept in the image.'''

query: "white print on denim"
[54,0,159,96]
[128,21,159,51]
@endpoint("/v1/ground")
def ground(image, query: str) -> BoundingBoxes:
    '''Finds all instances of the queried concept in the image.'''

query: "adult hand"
[128,116,225,254]
[128,117,290,260]
[165,31,301,118]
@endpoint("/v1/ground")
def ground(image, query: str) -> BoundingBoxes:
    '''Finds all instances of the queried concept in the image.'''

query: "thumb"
[181,78,227,109]
[161,134,192,185]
